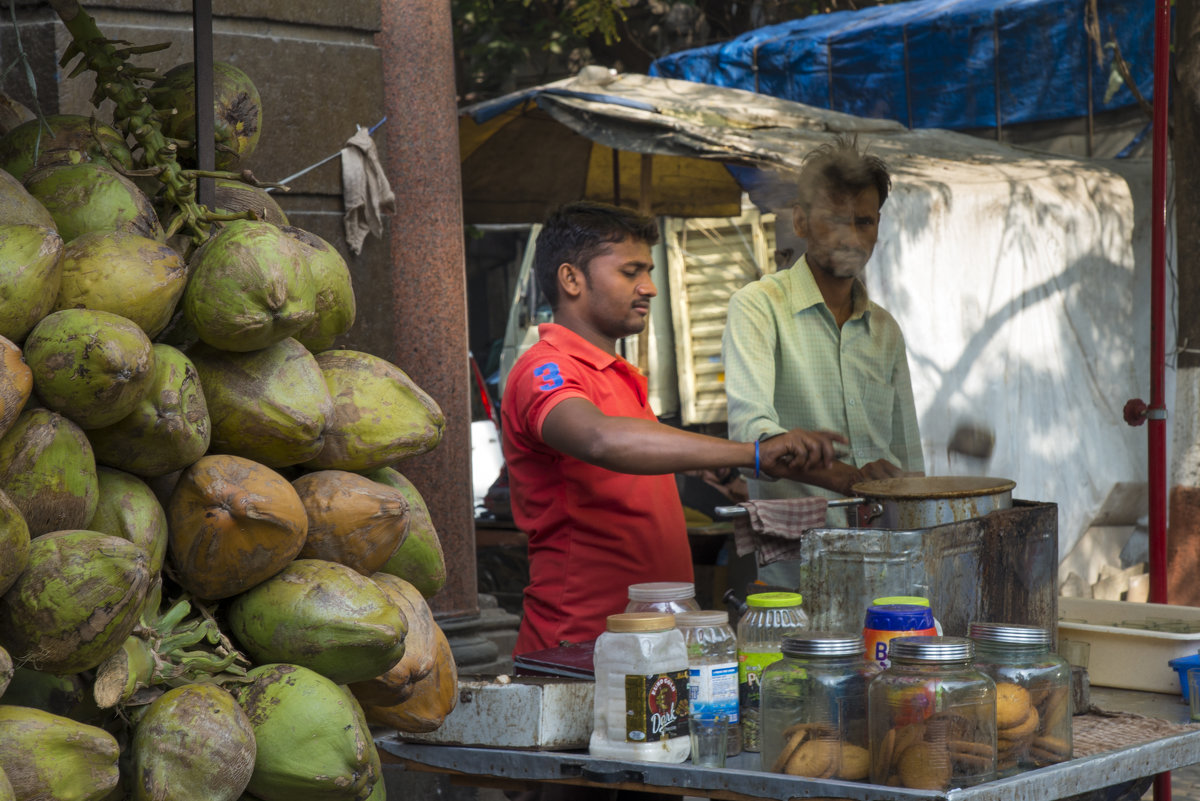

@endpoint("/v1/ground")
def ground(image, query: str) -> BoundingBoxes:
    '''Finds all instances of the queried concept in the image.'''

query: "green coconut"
[0,408,98,536]
[24,309,156,429]
[235,663,379,801]
[0,223,64,343]
[0,167,55,228]
[1,668,86,716]
[183,219,317,352]
[0,706,119,801]
[87,467,168,574]
[0,114,132,182]
[56,230,187,338]
[0,645,11,698]
[151,62,262,171]
[188,338,332,467]
[227,559,407,684]
[87,343,211,478]
[362,467,447,598]
[0,488,28,598]
[24,161,163,242]
[0,335,31,442]
[132,683,256,801]
[304,351,445,471]
[0,530,150,674]
[284,226,356,352]
[213,178,288,226]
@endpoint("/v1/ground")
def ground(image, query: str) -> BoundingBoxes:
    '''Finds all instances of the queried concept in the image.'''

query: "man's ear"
[557,262,583,301]
[792,205,808,239]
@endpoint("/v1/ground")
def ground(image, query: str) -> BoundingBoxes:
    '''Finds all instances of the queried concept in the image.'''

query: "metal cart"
[377,687,1200,801]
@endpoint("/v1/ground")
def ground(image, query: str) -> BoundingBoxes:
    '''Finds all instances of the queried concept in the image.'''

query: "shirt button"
[848,399,856,407]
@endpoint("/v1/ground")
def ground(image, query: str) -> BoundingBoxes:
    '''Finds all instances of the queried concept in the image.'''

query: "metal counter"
[376,688,1200,801]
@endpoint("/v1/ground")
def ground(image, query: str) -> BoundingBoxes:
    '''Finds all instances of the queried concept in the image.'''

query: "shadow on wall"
[863,153,1150,564]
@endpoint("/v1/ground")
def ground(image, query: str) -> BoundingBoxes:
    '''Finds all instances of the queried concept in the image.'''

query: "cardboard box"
[1058,598,1200,694]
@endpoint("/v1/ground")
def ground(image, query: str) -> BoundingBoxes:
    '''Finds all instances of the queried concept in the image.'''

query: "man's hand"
[758,429,847,477]
[766,455,906,496]
[858,458,905,482]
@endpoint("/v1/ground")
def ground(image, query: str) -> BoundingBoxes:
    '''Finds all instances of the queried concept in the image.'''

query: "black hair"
[534,201,659,309]
[795,135,891,211]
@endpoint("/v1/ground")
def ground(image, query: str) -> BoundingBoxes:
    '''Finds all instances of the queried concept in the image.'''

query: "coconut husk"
[293,470,408,575]
[349,573,438,707]
[0,706,119,801]
[166,454,307,600]
[304,350,445,472]
[0,335,31,441]
[132,684,256,801]
[0,409,98,536]
[360,621,457,733]
[235,664,377,801]
[0,223,64,343]
[227,558,407,684]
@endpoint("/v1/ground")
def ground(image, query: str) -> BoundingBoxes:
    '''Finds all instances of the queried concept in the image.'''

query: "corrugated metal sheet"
[665,208,776,425]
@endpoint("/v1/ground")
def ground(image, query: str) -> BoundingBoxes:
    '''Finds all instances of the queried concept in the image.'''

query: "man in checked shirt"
[722,136,925,590]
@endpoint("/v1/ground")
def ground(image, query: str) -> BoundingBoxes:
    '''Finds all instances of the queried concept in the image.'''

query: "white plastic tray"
[1058,597,1200,694]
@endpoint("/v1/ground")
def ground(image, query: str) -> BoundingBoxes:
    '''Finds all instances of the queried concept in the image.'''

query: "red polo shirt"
[502,323,693,656]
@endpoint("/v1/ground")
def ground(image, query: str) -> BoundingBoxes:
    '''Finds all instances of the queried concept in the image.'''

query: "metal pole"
[1150,0,1172,794]
[191,0,215,208]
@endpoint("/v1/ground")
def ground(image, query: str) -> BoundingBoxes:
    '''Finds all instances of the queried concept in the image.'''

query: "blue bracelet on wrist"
[754,439,761,479]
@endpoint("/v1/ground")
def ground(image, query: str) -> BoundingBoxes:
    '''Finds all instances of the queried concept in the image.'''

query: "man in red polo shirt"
[502,201,846,656]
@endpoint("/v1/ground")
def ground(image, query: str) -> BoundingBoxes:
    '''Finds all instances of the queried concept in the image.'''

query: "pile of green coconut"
[0,27,456,801]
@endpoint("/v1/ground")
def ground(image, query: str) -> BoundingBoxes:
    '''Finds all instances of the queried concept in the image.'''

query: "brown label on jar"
[623,671,689,742]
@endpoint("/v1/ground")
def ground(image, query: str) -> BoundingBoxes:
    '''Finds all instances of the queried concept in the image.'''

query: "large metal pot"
[847,475,1016,529]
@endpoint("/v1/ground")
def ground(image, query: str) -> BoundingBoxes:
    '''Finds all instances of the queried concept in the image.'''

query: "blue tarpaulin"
[649,0,1155,131]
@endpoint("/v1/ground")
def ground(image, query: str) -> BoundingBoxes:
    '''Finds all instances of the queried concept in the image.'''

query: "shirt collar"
[788,254,873,325]
[537,322,631,372]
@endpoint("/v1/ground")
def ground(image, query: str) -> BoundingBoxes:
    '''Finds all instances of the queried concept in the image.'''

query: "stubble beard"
[815,249,869,280]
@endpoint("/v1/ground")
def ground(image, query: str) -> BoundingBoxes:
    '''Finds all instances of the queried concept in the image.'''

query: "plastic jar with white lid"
[590,612,691,763]
[626,582,701,615]
[677,610,742,756]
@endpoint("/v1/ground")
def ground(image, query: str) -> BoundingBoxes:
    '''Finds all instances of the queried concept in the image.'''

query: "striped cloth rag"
[733,497,829,567]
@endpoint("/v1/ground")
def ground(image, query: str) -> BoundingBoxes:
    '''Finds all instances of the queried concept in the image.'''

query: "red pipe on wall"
[1149,0,1170,608]
[1150,1,1171,799]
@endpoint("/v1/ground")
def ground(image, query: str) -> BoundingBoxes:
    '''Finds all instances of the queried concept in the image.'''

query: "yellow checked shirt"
[722,255,925,527]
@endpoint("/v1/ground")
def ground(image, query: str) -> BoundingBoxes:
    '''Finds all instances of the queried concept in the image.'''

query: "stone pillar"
[376,0,479,622]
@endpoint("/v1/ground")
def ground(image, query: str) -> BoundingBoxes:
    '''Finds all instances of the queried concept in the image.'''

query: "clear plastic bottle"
[760,632,877,777]
[626,582,702,615]
[868,636,997,790]
[969,622,1072,776]
[736,592,808,752]
[677,610,742,757]
[590,612,691,763]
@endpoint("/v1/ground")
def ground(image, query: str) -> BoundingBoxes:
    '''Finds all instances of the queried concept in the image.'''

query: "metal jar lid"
[782,632,864,657]
[889,635,974,663]
[607,612,675,632]
[747,591,804,608]
[676,610,729,628]
[968,622,1051,646]
[627,581,696,602]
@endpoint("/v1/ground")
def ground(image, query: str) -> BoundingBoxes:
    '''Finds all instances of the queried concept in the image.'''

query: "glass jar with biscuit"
[867,636,997,790]
[968,622,1072,776]
[760,632,876,780]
